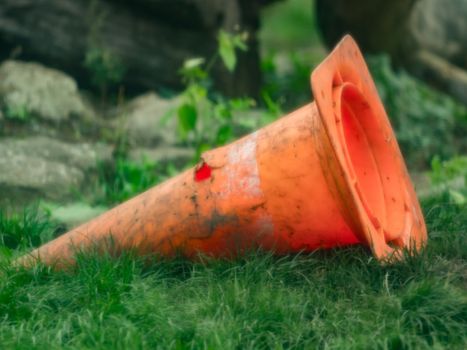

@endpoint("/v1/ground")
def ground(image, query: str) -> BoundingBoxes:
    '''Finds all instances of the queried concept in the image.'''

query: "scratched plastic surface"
[18,36,427,268]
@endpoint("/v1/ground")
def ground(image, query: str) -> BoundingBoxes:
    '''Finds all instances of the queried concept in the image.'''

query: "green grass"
[0,194,465,349]
[0,2,466,348]
[0,206,55,251]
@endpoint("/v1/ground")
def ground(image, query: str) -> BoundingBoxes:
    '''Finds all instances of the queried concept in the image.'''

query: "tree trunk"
[315,0,467,105]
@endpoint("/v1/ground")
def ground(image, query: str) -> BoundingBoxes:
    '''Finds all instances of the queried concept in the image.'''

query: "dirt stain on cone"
[17,35,427,268]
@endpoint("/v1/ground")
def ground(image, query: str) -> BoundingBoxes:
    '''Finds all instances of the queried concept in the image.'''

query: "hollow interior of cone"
[338,84,406,245]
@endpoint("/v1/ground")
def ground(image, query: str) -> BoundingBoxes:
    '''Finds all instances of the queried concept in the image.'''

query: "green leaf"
[229,97,256,111]
[218,31,237,72]
[183,57,205,70]
[216,125,233,145]
[449,190,466,206]
[195,143,212,160]
[177,104,197,134]
[179,58,207,83]
[5,105,30,121]
[233,34,248,51]
[214,103,231,120]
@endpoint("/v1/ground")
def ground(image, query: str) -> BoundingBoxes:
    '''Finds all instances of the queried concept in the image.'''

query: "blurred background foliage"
[92,0,466,208]
[368,55,467,168]
[259,0,467,168]
[0,0,465,214]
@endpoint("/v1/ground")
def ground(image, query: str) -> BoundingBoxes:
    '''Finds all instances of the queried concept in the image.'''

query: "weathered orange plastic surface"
[310,35,427,259]
[17,35,427,267]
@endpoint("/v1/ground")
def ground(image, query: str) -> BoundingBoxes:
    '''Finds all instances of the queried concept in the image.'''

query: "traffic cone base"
[310,36,426,258]
[18,35,427,267]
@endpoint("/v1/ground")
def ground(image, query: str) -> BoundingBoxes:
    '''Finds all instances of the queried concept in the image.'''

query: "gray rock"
[316,0,467,104]
[0,156,83,202]
[408,0,467,104]
[111,92,180,147]
[45,202,108,230]
[0,136,112,205]
[410,0,467,68]
[0,0,267,97]
[129,146,193,167]
[0,60,94,122]
[0,136,112,169]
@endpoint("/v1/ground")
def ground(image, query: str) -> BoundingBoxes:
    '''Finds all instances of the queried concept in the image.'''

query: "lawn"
[0,192,466,349]
[0,0,466,349]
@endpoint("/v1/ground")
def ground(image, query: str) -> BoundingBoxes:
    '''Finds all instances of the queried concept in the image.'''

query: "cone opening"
[337,84,406,245]
[311,35,427,259]
[341,88,385,224]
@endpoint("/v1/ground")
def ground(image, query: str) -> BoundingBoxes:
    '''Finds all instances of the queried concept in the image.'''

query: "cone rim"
[310,35,427,260]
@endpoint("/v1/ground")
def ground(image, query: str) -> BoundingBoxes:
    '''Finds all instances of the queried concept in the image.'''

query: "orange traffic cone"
[18,35,426,267]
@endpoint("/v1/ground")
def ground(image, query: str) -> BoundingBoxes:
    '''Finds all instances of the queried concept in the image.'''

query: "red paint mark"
[195,162,211,182]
